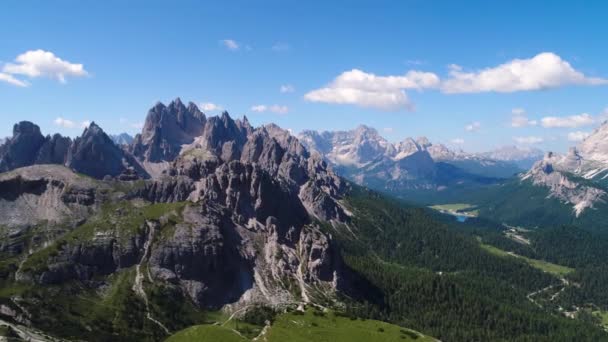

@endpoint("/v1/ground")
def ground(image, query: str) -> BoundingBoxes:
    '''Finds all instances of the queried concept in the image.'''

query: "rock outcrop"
[7,107,350,312]
[66,122,147,179]
[130,98,207,163]
[0,121,147,180]
[522,152,606,216]
[0,122,48,172]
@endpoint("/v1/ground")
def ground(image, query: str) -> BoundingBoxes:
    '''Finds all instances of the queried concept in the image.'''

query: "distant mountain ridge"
[478,145,544,169]
[110,133,134,145]
[514,122,608,216]
[465,121,608,231]
[298,126,529,197]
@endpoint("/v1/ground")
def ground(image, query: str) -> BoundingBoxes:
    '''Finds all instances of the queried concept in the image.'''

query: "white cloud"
[567,131,590,142]
[0,72,28,87]
[441,52,607,94]
[250,104,289,114]
[465,121,481,132]
[280,84,295,93]
[383,127,394,133]
[514,136,544,144]
[251,105,267,112]
[54,117,90,129]
[54,117,76,128]
[541,113,595,128]
[510,108,537,128]
[119,117,128,124]
[3,49,88,83]
[451,138,465,144]
[220,39,239,51]
[304,69,440,110]
[200,102,223,112]
[272,42,290,52]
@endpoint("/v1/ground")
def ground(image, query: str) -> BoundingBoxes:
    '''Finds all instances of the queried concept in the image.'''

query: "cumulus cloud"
[451,138,465,144]
[510,108,537,128]
[514,136,544,144]
[304,69,440,110]
[251,105,267,112]
[220,39,239,51]
[3,49,88,83]
[0,72,28,87]
[200,102,223,112]
[54,117,76,128]
[250,104,289,114]
[280,84,295,93]
[465,121,481,132]
[540,113,595,128]
[54,117,90,129]
[567,131,591,142]
[441,52,607,94]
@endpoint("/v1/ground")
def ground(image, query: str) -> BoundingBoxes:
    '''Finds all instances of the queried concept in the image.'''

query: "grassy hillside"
[166,309,434,342]
[478,241,574,277]
[166,325,247,342]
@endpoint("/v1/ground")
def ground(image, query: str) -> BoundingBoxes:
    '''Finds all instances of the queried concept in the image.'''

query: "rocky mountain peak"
[131,99,207,162]
[415,136,431,149]
[67,122,146,179]
[13,121,42,137]
[522,149,606,216]
[83,121,102,135]
[0,121,46,172]
[576,120,608,163]
[110,133,134,146]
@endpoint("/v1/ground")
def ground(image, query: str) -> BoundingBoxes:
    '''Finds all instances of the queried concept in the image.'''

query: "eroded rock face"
[0,122,48,172]
[5,104,350,312]
[35,134,71,165]
[522,153,606,216]
[0,121,147,180]
[130,98,207,162]
[0,165,100,227]
[66,122,148,179]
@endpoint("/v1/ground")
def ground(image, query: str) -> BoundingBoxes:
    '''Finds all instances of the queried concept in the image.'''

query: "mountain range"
[0,99,606,341]
[298,126,539,201]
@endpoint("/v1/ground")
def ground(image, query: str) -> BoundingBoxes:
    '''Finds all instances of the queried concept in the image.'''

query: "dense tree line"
[334,186,608,341]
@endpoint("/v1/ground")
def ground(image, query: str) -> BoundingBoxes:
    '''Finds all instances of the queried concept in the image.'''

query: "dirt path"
[132,223,171,335]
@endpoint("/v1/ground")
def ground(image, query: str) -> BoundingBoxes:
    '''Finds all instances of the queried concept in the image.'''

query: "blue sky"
[1,0,607,152]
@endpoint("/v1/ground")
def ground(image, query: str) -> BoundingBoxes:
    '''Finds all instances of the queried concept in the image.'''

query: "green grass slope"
[166,325,247,342]
[265,309,433,342]
[166,309,434,342]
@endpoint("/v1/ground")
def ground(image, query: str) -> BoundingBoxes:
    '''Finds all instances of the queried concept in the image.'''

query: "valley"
[3,3,608,341]
[0,101,607,341]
